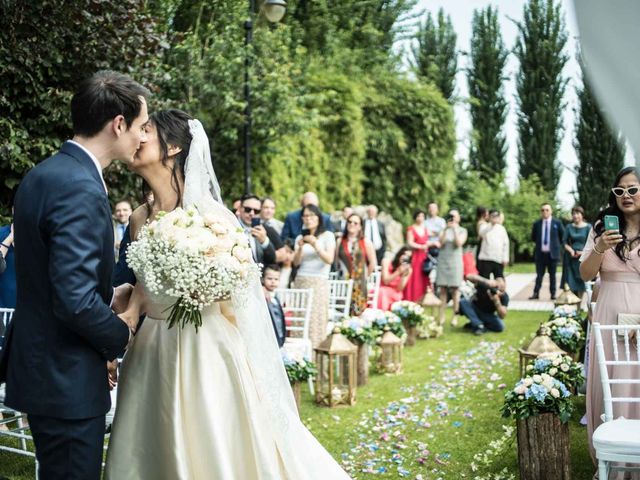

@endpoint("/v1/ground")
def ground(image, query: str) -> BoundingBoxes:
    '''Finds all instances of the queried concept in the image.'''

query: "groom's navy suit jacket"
[0,141,130,419]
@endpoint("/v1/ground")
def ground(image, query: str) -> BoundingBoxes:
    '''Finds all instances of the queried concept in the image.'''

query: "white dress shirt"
[364,218,383,250]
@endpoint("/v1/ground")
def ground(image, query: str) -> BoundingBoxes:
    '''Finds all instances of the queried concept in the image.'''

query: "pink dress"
[583,230,640,469]
[377,264,404,311]
[403,225,431,302]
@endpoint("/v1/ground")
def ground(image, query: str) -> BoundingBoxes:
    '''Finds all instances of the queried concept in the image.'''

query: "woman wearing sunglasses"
[580,166,640,475]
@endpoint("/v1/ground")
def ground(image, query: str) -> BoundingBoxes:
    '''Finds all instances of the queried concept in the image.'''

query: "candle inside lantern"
[331,386,344,403]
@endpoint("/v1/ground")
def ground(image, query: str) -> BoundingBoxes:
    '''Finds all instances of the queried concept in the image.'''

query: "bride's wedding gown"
[104,292,351,479]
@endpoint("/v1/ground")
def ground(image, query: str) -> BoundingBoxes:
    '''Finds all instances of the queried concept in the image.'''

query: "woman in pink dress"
[580,166,640,479]
[404,210,435,301]
[378,246,413,310]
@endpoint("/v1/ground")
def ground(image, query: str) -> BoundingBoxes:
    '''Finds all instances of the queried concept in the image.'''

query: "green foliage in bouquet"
[339,316,379,346]
[540,316,585,354]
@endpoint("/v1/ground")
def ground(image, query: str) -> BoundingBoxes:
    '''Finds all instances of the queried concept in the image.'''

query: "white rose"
[523,378,533,387]
[560,363,570,372]
[550,388,560,398]
[210,222,229,235]
[514,385,527,395]
[552,358,561,367]
[233,246,252,263]
[532,375,543,384]
[548,368,558,376]
[526,365,534,371]
[214,234,236,254]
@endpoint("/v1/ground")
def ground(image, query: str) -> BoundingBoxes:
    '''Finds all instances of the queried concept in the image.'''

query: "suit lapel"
[59,141,106,193]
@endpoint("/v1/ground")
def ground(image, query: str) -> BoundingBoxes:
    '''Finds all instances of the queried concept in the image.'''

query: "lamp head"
[263,0,286,23]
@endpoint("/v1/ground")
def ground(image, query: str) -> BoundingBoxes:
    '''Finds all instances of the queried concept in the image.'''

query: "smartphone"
[251,217,261,228]
[604,215,619,231]
[301,228,311,238]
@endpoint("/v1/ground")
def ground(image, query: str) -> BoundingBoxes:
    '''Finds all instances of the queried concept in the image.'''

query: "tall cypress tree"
[411,8,457,102]
[575,67,625,222]
[467,6,508,180]
[514,0,568,193]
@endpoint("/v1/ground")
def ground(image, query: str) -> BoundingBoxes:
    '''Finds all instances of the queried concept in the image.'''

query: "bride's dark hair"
[142,109,193,215]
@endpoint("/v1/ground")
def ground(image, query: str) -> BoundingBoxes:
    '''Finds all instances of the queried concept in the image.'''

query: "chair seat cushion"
[593,419,640,455]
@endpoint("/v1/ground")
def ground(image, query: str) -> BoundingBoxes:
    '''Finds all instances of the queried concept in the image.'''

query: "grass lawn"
[504,262,536,275]
[0,310,593,479]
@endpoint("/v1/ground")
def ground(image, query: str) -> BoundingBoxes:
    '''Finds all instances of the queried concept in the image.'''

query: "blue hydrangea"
[348,319,361,330]
[376,318,388,326]
[557,326,576,339]
[525,383,548,402]
[556,380,571,398]
[534,358,551,371]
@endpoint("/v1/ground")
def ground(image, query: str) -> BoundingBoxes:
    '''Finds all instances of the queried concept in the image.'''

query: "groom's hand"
[112,283,134,314]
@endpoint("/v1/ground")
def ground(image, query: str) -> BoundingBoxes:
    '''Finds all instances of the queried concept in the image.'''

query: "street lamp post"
[243,0,287,194]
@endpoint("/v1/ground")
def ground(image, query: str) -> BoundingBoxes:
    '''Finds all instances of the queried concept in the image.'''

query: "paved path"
[505,273,555,312]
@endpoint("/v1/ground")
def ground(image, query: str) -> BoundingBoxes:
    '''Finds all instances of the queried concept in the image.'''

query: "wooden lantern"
[314,328,357,407]
[378,328,403,374]
[554,284,581,310]
[518,331,566,377]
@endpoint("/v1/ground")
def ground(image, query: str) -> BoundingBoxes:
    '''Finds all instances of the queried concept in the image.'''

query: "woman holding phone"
[580,166,640,475]
[293,204,336,348]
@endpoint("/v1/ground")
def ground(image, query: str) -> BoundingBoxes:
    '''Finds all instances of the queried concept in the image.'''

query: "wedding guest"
[579,166,640,468]
[561,206,591,297]
[278,241,295,289]
[529,203,565,300]
[113,200,132,255]
[238,194,283,265]
[425,202,446,244]
[0,216,16,311]
[364,204,387,264]
[436,210,467,326]
[377,246,412,311]
[332,205,353,239]
[281,191,333,244]
[232,197,241,218]
[293,204,336,348]
[477,209,510,280]
[261,197,284,235]
[262,265,286,348]
[404,210,434,301]
[475,206,489,261]
[336,213,377,315]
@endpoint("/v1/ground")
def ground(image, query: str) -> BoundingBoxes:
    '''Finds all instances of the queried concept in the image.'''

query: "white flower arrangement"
[127,205,260,331]
[391,300,426,327]
[417,314,443,339]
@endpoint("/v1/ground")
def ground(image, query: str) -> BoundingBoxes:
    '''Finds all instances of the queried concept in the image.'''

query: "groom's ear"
[111,115,127,137]
[168,145,182,157]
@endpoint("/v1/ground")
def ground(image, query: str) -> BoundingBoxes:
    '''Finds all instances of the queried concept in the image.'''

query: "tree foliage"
[514,0,568,194]
[574,68,625,222]
[412,8,458,102]
[467,6,508,180]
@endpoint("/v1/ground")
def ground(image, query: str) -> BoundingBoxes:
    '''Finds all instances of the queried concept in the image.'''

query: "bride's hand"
[107,360,118,390]
[118,309,139,334]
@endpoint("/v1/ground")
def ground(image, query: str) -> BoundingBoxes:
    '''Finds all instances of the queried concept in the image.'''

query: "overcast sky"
[400,0,582,207]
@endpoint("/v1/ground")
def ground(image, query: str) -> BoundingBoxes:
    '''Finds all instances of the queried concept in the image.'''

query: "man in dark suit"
[365,204,387,264]
[0,71,146,480]
[529,203,565,300]
[262,265,286,347]
[238,194,284,265]
[332,205,353,239]
[281,191,334,244]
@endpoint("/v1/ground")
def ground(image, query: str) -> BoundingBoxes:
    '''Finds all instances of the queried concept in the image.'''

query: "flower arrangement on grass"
[282,350,317,384]
[501,373,573,423]
[540,316,585,354]
[417,314,444,339]
[337,315,379,346]
[360,308,406,340]
[391,301,425,327]
[525,354,585,391]
[552,305,584,320]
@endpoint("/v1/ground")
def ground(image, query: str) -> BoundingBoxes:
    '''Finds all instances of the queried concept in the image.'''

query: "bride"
[104,109,351,479]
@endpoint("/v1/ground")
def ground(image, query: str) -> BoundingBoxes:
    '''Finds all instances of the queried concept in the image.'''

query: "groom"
[0,71,148,480]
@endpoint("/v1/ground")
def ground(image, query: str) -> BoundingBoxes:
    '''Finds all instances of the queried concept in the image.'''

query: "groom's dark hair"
[71,70,150,137]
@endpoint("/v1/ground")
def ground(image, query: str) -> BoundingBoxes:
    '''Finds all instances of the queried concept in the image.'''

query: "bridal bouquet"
[127,206,259,331]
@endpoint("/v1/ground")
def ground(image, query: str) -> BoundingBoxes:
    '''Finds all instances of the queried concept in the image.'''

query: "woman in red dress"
[403,210,434,301]
[378,246,413,310]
